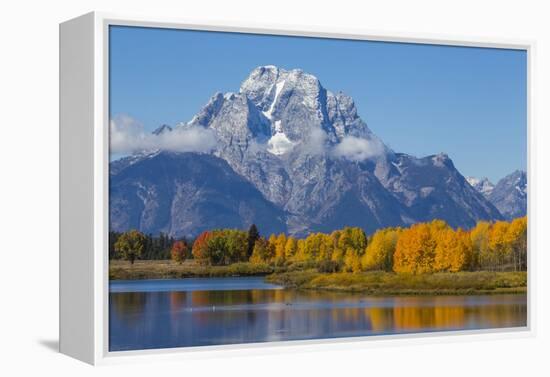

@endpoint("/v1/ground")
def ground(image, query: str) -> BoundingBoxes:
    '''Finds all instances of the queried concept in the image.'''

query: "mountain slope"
[488,170,527,219]
[110,65,509,236]
[109,151,287,238]
[467,171,527,220]
[466,177,495,197]
[379,153,503,228]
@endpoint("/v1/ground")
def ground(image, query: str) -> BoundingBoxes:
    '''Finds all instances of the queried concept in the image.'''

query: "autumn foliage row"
[113,217,526,274]
[189,217,527,274]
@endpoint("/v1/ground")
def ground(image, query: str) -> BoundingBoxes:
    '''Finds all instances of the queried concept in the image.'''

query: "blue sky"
[109,26,527,183]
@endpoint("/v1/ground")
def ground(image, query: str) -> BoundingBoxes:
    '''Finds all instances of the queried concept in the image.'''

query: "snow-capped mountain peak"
[197,65,381,153]
[466,176,495,197]
[110,66,509,238]
[488,170,527,219]
[467,171,526,220]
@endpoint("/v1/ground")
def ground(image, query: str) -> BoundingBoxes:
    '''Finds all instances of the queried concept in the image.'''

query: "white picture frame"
[59,11,535,365]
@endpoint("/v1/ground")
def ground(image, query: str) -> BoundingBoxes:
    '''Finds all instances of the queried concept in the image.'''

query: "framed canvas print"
[60,12,533,365]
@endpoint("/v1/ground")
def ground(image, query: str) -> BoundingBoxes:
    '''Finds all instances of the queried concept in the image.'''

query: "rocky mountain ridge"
[110,66,510,237]
[467,171,527,220]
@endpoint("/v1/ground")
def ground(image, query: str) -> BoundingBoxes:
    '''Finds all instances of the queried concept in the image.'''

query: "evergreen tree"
[247,224,260,259]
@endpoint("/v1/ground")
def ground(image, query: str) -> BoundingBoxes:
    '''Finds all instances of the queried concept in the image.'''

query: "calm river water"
[109,277,526,351]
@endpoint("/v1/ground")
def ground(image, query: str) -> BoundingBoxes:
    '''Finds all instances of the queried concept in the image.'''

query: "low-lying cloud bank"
[110,114,217,156]
[297,128,386,162]
[110,115,385,163]
[331,135,386,161]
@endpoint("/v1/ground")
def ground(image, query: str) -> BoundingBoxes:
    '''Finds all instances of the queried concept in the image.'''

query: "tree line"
[109,231,182,262]
[111,217,527,274]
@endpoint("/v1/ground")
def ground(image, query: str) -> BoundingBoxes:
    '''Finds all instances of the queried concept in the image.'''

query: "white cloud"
[301,128,328,156]
[267,132,295,155]
[247,138,268,154]
[158,125,217,153]
[109,114,217,156]
[109,114,385,163]
[266,132,387,162]
[331,135,385,161]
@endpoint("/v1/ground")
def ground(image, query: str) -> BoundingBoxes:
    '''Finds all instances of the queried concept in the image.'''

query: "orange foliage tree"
[187,216,526,274]
[171,240,188,264]
[434,228,472,272]
[192,231,212,264]
[393,222,439,274]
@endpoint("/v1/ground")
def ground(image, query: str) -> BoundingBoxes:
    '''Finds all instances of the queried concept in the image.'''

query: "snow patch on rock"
[267,124,295,155]
[263,80,285,120]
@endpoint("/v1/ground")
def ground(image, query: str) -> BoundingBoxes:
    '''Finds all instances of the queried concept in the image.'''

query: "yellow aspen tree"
[284,236,298,260]
[505,217,527,271]
[268,234,277,247]
[489,221,511,271]
[362,229,400,271]
[470,221,491,270]
[336,230,350,254]
[435,228,472,272]
[455,229,473,271]
[394,223,437,274]
[250,238,273,264]
[267,234,278,263]
[305,233,324,261]
[350,227,368,253]
[434,228,454,272]
[294,239,307,262]
[343,247,362,273]
[330,230,345,266]
[274,233,287,264]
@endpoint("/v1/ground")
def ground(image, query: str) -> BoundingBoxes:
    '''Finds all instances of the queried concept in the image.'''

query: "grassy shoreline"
[110,260,526,295]
[109,260,275,280]
[265,270,527,295]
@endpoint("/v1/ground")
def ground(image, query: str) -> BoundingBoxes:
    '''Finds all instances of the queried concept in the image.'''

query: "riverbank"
[265,270,527,295]
[110,261,526,295]
[109,260,275,280]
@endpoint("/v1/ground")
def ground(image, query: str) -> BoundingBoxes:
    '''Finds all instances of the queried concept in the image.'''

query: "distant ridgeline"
[111,216,527,274]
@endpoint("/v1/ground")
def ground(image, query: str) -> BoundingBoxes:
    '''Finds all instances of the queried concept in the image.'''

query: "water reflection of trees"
[377,297,526,331]
[392,304,465,330]
[182,291,527,335]
[110,292,147,326]
[111,289,527,350]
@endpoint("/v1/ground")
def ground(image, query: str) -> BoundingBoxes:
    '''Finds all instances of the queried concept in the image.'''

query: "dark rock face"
[110,65,512,237]
[467,171,527,220]
[280,153,407,236]
[488,170,527,220]
[379,153,503,229]
[109,152,287,238]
